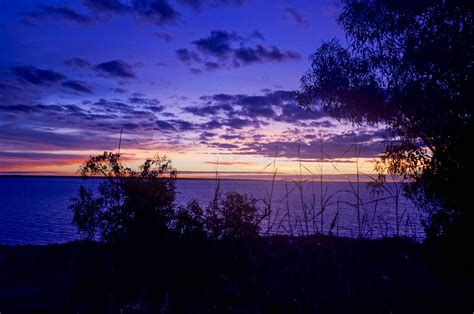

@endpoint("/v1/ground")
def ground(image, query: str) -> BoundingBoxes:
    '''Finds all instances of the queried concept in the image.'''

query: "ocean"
[0,177,423,245]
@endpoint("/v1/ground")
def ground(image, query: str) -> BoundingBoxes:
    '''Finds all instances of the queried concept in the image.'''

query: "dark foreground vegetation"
[1,0,473,312]
[1,235,473,313]
[0,146,471,313]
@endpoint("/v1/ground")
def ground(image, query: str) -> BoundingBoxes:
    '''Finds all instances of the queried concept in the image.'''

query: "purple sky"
[0,0,386,178]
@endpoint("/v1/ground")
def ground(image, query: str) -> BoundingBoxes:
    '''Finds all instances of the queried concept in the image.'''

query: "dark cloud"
[64,57,91,68]
[122,122,140,130]
[184,90,301,122]
[282,7,309,28]
[221,134,243,140]
[193,30,239,56]
[177,0,247,11]
[275,102,325,123]
[183,104,226,116]
[203,120,222,130]
[176,48,201,64]
[155,31,172,42]
[234,45,301,64]
[93,99,138,114]
[0,104,40,113]
[0,81,39,107]
[199,131,217,140]
[132,0,179,25]
[112,87,127,94]
[177,30,300,72]
[239,131,387,160]
[83,0,130,13]
[155,120,176,131]
[11,66,66,85]
[26,0,180,26]
[209,142,239,149]
[24,5,94,25]
[223,118,256,129]
[94,60,136,78]
[63,80,93,93]
[218,0,247,6]
[250,30,265,41]
[204,62,221,71]
[162,112,176,117]
[177,0,202,11]
[128,95,161,106]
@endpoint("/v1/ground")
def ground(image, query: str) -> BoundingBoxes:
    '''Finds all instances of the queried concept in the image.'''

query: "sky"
[0,0,386,179]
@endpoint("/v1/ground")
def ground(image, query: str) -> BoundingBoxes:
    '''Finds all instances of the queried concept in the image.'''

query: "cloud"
[26,0,179,26]
[176,48,201,64]
[94,60,136,78]
[112,87,127,94]
[132,0,179,25]
[234,45,301,64]
[0,124,118,151]
[183,90,306,123]
[0,151,87,167]
[0,81,40,107]
[176,30,301,72]
[64,57,92,68]
[193,30,240,56]
[282,7,309,28]
[9,66,92,95]
[24,5,94,25]
[5,64,95,100]
[208,142,240,149]
[223,117,256,129]
[177,0,202,11]
[238,131,387,160]
[204,62,221,71]
[250,30,265,41]
[204,161,254,165]
[177,0,248,11]
[65,58,137,79]
[155,31,173,42]
[63,80,93,93]
[10,66,66,85]
[82,0,130,13]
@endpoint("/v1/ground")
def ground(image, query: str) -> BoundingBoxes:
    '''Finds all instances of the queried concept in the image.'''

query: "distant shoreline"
[0,175,265,182]
[0,175,377,183]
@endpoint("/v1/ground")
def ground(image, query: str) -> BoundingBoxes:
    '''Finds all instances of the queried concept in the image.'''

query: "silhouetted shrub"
[69,152,176,243]
[205,191,263,240]
[71,152,264,243]
[173,200,207,239]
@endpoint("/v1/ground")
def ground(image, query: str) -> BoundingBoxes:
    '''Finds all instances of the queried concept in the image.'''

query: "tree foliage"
[70,152,263,242]
[70,152,177,242]
[297,0,473,240]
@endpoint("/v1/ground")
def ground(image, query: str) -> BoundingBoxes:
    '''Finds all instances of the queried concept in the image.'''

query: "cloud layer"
[176,30,301,73]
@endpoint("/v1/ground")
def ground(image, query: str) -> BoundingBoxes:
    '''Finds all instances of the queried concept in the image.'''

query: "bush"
[205,191,263,240]
[173,200,207,239]
[173,192,264,240]
[69,152,176,243]
[70,152,264,243]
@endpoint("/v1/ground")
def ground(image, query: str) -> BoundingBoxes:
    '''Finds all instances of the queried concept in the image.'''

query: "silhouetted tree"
[205,191,263,240]
[174,200,207,239]
[298,0,473,241]
[70,152,176,243]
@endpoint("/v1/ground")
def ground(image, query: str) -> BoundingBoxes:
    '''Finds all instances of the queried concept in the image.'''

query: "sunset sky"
[0,0,386,179]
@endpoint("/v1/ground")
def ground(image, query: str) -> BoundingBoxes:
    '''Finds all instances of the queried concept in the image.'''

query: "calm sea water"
[0,177,424,245]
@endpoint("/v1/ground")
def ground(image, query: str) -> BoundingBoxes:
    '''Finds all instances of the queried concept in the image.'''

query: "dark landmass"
[0,235,472,313]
